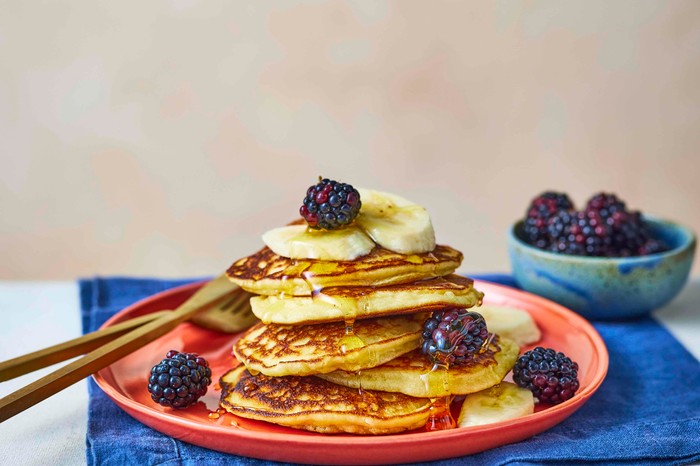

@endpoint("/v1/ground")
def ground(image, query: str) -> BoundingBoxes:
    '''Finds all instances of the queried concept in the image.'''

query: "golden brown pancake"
[250,274,483,325]
[317,336,520,398]
[226,244,463,296]
[219,366,431,434]
[234,313,427,377]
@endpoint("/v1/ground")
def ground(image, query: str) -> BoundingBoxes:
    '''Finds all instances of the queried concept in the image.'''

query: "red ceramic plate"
[94,280,608,465]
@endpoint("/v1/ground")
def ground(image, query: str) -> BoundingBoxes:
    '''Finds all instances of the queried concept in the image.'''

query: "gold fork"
[0,274,255,423]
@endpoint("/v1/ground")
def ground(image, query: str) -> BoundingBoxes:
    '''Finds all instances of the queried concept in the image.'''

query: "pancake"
[234,313,426,377]
[250,274,484,325]
[226,244,463,296]
[317,336,519,398]
[219,365,431,434]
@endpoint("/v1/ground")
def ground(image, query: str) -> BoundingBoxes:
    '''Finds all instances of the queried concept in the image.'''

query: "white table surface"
[1,279,699,466]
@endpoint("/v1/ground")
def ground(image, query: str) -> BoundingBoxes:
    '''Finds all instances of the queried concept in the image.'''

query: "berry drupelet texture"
[512,346,579,405]
[522,191,669,257]
[546,210,586,256]
[585,192,627,219]
[547,209,614,257]
[421,309,490,367]
[523,191,574,249]
[300,178,361,230]
[585,192,669,257]
[147,350,212,409]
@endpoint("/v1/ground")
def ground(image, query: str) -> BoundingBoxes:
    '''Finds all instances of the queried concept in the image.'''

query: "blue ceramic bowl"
[508,216,696,320]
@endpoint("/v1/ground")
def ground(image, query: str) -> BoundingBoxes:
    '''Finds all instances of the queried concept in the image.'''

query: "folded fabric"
[80,275,700,466]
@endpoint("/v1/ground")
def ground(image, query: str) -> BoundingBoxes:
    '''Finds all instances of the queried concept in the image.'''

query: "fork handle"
[0,277,236,423]
[0,311,170,382]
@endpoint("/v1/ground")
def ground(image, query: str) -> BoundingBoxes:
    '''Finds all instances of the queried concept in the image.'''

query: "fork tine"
[229,301,252,316]
[189,284,257,333]
[223,289,252,312]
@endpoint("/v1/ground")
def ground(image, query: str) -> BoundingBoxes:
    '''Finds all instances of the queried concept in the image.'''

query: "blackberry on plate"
[512,346,579,405]
[147,350,212,409]
[421,308,490,367]
[300,178,361,230]
[523,191,574,249]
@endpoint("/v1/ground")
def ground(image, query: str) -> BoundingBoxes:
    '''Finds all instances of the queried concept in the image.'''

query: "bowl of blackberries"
[508,191,696,320]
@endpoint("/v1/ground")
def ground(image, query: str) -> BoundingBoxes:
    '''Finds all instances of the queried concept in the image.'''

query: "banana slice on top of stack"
[262,188,436,261]
[219,181,536,434]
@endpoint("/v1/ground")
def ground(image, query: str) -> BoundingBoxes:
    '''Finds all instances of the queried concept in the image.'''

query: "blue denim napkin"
[80,275,700,466]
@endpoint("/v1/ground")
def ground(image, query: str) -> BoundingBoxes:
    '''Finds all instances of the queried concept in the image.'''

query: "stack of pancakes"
[218,243,520,434]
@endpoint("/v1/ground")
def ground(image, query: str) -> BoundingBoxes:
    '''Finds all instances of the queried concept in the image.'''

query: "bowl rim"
[508,215,697,263]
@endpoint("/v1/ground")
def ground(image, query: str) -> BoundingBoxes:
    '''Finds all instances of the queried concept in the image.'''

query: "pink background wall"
[2,1,699,279]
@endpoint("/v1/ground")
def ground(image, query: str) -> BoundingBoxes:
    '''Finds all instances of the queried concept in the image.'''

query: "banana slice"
[355,189,436,254]
[262,224,374,261]
[457,382,534,427]
[478,305,541,347]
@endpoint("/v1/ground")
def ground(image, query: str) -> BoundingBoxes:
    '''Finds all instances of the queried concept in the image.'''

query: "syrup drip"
[354,370,364,396]
[479,332,495,354]
[207,408,227,421]
[298,262,369,357]
[422,362,457,431]
[243,374,259,387]
[339,318,365,354]
[425,396,456,431]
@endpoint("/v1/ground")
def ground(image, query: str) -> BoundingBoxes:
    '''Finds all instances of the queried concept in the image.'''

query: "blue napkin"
[80,275,700,466]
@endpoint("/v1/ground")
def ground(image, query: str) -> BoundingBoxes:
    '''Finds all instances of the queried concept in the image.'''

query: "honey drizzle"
[208,407,227,421]
[355,370,364,396]
[425,396,456,431]
[422,362,457,431]
[295,260,369,358]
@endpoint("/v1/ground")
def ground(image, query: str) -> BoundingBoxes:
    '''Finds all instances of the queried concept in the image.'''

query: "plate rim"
[93,279,609,460]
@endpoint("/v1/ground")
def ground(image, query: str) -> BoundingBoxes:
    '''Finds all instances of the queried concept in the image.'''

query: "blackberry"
[606,210,668,257]
[547,210,614,257]
[610,210,648,256]
[421,309,490,367]
[512,347,579,405]
[525,191,668,257]
[585,192,627,220]
[300,178,361,230]
[147,350,212,409]
[638,238,668,256]
[586,193,669,256]
[546,210,586,256]
[523,192,574,249]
